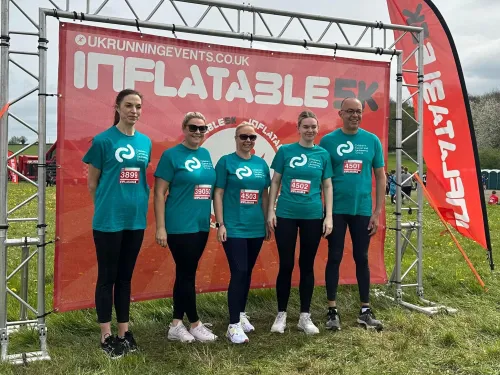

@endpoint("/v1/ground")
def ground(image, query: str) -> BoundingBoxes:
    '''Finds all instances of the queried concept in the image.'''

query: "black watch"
[215,222,225,229]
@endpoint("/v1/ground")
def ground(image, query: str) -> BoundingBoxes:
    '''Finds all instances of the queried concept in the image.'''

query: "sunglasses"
[187,124,208,133]
[238,134,257,141]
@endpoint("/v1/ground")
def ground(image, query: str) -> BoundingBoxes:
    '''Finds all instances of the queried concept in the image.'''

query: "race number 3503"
[119,168,140,183]
[194,185,212,199]
[290,179,311,194]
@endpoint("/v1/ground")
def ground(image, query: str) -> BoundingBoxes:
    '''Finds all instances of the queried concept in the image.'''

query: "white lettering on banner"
[75,52,355,109]
[85,36,250,66]
[417,42,470,229]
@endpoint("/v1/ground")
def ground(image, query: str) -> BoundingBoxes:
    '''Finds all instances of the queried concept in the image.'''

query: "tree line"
[387,90,500,169]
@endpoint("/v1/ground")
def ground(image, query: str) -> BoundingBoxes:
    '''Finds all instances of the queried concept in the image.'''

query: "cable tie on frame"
[0,225,9,230]
[135,19,143,38]
[37,240,56,248]
[52,9,59,20]
[37,224,48,228]
[73,11,78,21]
[396,73,403,82]
[80,12,85,22]
[250,33,253,48]
[172,24,177,39]
[303,39,308,50]
[418,74,424,83]
[38,93,60,97]
[36,310,54,319]
[333,43,337,60]
[390,49,397,61]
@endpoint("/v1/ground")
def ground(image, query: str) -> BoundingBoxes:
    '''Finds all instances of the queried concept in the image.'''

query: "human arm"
[154,178,169,247]
[368,167,386,235]
[262,188,271,240]
[87,164,101,203]
[322,178,333,237]
[213,187,227,242]
[267,172,282,232]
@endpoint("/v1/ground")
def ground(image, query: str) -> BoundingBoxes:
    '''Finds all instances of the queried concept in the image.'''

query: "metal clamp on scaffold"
[0,34,10,47]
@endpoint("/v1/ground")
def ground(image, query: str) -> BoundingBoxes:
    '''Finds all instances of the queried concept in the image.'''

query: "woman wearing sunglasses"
[154,112,218,343]
[267,110,333,335]
[213,122,271,344]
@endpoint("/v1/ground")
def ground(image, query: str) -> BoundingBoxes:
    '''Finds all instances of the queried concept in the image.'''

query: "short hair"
[234,122,254,135]
[182,112,206,128]
[297,110,318,127]
[493,191,497,194]
[340,97,362,110]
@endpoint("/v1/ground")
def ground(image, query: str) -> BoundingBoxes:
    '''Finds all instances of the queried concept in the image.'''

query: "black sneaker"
[357,308,383,331]
[326,309,341,331]
[124,330,138,352]
[101,335,125,359]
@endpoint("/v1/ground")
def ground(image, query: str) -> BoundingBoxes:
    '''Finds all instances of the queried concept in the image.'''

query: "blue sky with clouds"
[1,0,499,142]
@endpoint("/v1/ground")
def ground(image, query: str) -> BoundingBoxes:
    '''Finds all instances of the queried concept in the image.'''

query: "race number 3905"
[194,185,212,200]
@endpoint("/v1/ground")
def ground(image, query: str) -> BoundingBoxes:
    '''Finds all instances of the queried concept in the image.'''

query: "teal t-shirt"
[154,144,216,234]
[319,128,385,216]
[215,153,270,238]
[82,126,152,232]
[270,143,333,220]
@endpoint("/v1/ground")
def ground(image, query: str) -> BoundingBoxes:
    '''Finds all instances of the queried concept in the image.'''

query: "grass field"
[1,182,498,374]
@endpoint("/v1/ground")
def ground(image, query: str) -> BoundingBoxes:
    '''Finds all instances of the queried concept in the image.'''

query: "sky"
[1,0,499,142]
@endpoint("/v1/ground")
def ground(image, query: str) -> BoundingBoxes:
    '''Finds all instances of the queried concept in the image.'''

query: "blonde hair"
[297,110,318,127]
[234,121,255,136]
[182,112,206,128]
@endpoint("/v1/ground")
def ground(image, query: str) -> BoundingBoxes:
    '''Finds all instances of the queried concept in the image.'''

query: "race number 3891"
[194,185,212,200]
[120,168,140,183]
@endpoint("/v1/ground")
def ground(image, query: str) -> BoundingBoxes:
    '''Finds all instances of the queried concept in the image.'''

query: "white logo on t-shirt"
[115,144,135,163]
[289,154,307,168]
[337,141,354,156]
[185,157,201,172]
[236,166,253,180]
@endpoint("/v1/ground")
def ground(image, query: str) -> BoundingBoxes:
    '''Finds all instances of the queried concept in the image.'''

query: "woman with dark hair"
[83,89,152,358]
[267,110,333,335]
[154,112,218,343]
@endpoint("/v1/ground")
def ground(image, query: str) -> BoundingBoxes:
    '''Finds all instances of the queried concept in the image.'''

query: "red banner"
[7,150,18,183]
[55,23,390,312]
[387,1,491,252]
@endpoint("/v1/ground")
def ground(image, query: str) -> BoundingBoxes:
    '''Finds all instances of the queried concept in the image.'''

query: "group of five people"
[83,89,386,358]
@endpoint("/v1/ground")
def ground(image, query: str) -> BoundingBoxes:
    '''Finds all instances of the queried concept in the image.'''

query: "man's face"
[339,98,363,131]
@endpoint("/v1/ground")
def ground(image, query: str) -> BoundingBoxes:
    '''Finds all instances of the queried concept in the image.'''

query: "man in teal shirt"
[319,98,386,331]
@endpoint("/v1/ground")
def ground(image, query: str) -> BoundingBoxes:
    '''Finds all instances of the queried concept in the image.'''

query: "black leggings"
[326,214,371,303]
[274,217,323,313]
[93,229,145,323]
[223,237,264,324]
[167,231,209,323]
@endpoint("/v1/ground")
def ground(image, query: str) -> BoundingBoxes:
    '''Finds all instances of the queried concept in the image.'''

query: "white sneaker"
[167,321,195,343]
[297,313,320,335]
[271,312,287,333]
[189,322,218,342]
[226,322,249,344]
[240,312,255,333]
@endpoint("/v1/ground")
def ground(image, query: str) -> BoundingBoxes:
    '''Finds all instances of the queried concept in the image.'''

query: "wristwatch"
[215,222,225,229]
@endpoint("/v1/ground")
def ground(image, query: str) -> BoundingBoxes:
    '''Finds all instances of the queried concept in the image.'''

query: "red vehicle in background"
[8,142,57,185]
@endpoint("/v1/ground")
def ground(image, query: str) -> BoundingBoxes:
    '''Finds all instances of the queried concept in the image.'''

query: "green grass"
[1,183,499,374]
[7,144,54,156]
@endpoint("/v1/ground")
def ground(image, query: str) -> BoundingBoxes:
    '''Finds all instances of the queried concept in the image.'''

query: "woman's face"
[116,94,142,126]
[298,117,319,142]
[235,125,257,153]
[182,118,207,146]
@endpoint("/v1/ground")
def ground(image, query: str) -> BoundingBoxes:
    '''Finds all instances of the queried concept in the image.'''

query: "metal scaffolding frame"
[0,0,449,364]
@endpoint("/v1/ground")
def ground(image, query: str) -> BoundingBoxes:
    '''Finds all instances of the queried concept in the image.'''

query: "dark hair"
[113,89,143,125]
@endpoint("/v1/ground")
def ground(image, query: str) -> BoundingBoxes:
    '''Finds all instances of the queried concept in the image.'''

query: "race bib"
[240,189,259,204]
[290,179,311,194]
[343,160,363,174]
[194,184,212,200]
[119,168,140,184]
